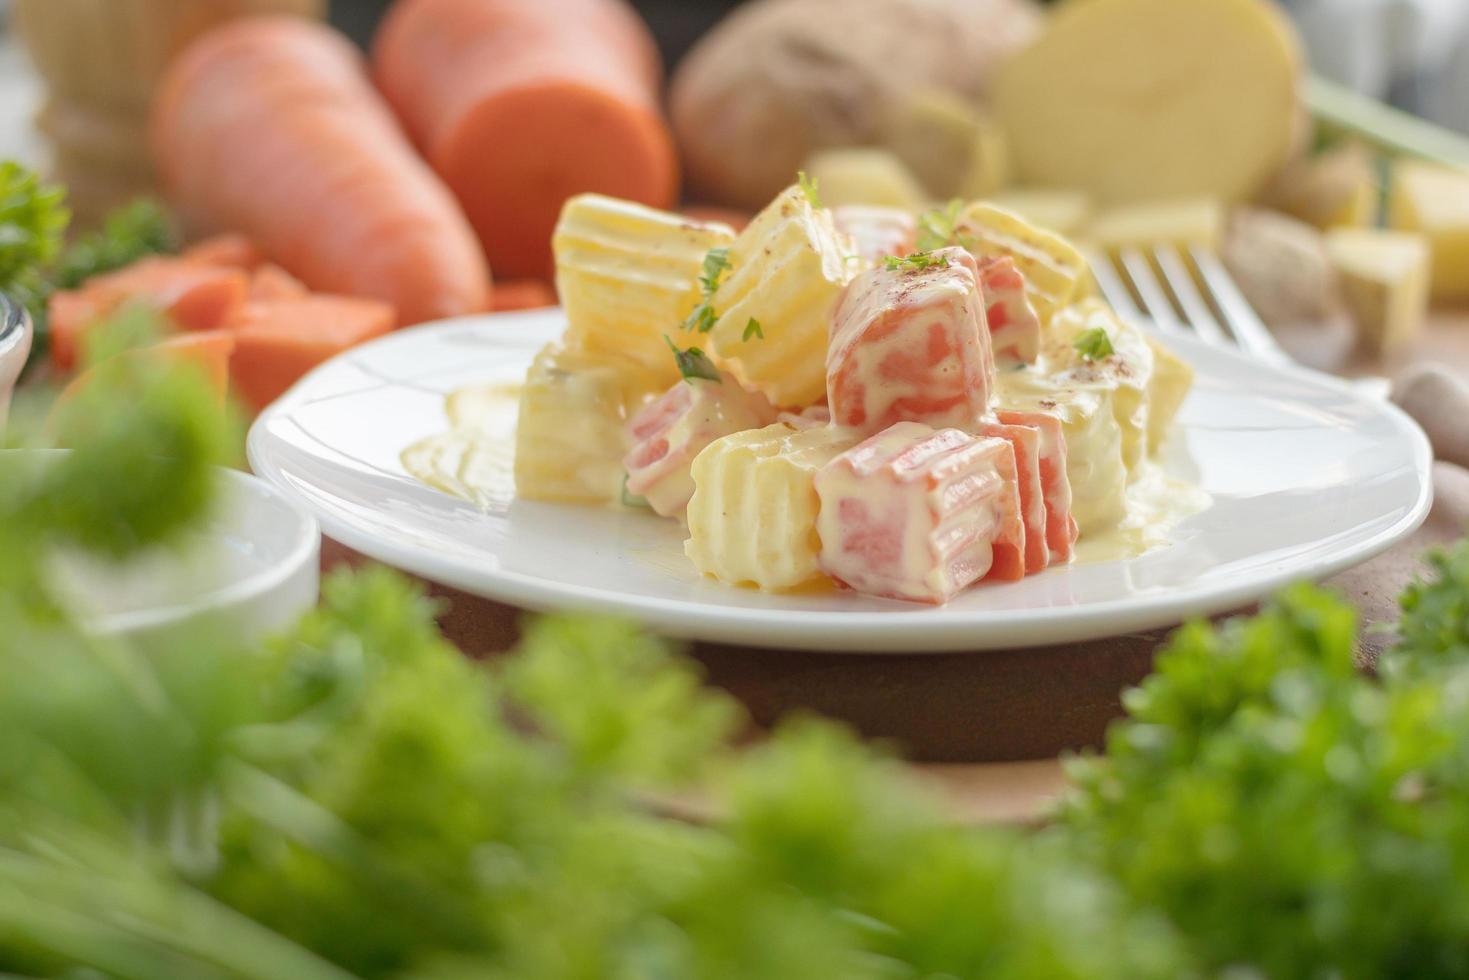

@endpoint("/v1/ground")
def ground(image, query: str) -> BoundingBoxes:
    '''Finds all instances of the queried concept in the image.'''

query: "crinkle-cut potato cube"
[624,374,777,518]
[975,416,1048,574]
[1046,300,1156,475]
[827,246,995,436]
[1144,337,1194,454]
[833,206,918,265]
[993,371,1127,538]
[555,194,736,380]
[977,255,1040,364]
[814,421,1024,603]
[957,202,1092,325]
[704,186,857,407]
[1085,198,1226,256]
[995,409,1079,563]
[515,342,662,503]
[685,423,859,591]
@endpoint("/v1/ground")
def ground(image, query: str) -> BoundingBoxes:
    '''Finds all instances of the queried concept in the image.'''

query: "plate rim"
[248,309,1435,654]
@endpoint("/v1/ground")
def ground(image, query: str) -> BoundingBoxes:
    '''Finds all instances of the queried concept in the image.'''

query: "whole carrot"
[151,17,491,325]
[372,0,678,280]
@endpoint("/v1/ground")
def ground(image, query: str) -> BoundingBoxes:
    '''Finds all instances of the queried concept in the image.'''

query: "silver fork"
[1087,244,1293,365]
[1088,245,1392,399]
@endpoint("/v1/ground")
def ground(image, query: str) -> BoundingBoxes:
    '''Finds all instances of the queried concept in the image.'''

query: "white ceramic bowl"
[47,466,321,645]
[0,292,32,430]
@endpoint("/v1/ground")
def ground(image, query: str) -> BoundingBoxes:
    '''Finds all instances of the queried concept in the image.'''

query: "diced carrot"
[152,18,491,325]
[372,0,677,280]
[87,257,249,332]
[49,258,247,371]
[227,295,395,411]
[249,263,310,301]
[48,289,107,372]
[184,233,265,271]
[490,279,557,312]
[54,329,236,412]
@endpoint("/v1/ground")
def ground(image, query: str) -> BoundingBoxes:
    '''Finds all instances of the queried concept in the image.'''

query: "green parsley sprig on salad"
[915,198,974,252]
[1073,326,1115,361]
[883,252,951,272]
[797,170,822,209]
[665,334,722,383]
[683,246,732,334]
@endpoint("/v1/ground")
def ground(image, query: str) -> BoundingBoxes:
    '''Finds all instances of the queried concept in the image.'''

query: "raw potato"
[1325,229,1430,354]
[671,0,1043,209]
[1389,161,1469,303]
[1221,208,1338,327]
[994,0,1300,205]
[1262,142,1379,231]
[985,190,1092,237]
[802,148,926,209]
[1085,199,1225,255]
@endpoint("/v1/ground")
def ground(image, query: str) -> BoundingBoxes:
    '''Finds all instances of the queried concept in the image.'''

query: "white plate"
[248,309,1432,653]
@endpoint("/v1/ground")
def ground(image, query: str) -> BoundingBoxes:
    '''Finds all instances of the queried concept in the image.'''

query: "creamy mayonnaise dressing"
[401,383,520,511]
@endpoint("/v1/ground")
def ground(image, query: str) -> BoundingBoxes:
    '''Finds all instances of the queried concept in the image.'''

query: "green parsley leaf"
[916,198,966,252]
[54,198,177,290]
[742,317,764,342]
[683,302,717,334]
[1073,327,1115,362]
[883,252,950,272]
[665,335,721,383]
[698,246,732,296]
[620,473,651,509]
[797,170,822,209]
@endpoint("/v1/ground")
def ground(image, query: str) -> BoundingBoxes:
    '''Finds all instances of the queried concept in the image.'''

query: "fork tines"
[1087,245,1289,365]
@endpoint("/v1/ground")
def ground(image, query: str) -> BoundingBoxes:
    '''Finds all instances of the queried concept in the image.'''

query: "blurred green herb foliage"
[5,164,1469,980]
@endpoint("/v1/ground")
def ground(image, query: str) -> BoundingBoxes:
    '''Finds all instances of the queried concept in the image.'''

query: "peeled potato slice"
[993,0,1300,205]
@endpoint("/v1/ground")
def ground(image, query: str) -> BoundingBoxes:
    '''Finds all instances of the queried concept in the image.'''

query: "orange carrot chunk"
[372,0,678,280]
[152,17,491,326]
[55,329,236,411]
[227,295,395,411]
[49,258,248,371]
[184,234,265,271]
[248,263,310,302]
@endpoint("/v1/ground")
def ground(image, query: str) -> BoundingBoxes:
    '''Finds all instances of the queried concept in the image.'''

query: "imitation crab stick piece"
[152,18,490,326]
[49,258,249,371]
[832,206,918,264]
[814,421,1024,603]
[827,246,995,436]
[976,417,1048,575]
[996,409,1079,564]
[977,256,1041,364]
[623,374,776,517]
[372,0,679,280]
[227,295,396,411]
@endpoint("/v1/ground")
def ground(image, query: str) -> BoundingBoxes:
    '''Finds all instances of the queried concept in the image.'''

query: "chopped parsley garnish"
[883,252,950,272]
[665,335,722,383]
[683,247,732,333]
[916,198,973,252]
[620,473,651,509]
[742,317,764,342]
[797,170,822,209]
[1073,326,1115,362]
